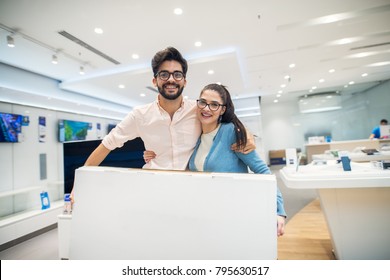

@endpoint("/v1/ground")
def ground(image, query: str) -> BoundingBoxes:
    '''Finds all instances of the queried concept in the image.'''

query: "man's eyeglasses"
[155,71,185,81]
[197,99,225,111]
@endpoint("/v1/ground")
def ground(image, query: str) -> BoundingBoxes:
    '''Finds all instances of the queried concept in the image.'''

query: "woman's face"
[197,89,226,129]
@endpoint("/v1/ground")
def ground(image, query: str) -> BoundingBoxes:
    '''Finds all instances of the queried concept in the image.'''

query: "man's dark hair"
[380,119,388,124]
[151,47,188,76]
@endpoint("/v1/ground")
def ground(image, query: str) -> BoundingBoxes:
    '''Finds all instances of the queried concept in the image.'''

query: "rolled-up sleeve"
[102,111,139,150]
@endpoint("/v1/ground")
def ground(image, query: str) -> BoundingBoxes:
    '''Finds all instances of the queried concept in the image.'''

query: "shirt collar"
[156,96,185,112]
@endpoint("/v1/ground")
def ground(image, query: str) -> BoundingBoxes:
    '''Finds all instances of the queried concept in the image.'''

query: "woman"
[145,83,286,236]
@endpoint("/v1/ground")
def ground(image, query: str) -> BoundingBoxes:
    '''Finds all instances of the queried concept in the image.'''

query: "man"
[369,119,388,139]
[73,47,255,195]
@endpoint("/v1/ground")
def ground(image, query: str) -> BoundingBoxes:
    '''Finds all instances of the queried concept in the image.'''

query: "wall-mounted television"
[0,112,23,143]
[63,138,145,194]
[107,123,117,133]
[58,119,92,142]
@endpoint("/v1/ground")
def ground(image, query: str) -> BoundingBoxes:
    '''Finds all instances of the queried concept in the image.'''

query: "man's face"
[153,60,186,100]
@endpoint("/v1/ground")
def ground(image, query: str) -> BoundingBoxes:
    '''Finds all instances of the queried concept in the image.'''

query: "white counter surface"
[279,163,390,260]
[312,151,390,162]
[280,162,390,189]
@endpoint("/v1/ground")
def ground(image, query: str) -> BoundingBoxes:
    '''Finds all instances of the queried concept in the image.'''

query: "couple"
[77,47,286,236]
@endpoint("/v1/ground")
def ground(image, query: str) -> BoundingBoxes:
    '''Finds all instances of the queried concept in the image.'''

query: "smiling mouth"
[164,83,179,91]
[201,112,212,118]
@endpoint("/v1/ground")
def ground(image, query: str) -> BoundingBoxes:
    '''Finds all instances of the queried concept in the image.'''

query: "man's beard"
[157,82,184,100]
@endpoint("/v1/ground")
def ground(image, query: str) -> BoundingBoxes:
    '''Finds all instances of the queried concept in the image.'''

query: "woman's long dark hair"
[200,84,247,149]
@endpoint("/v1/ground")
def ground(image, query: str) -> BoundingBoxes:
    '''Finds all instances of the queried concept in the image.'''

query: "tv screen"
[63,138,145,193]
[59,119,92,142]
[0,112,23,143]
[107,123,117,133]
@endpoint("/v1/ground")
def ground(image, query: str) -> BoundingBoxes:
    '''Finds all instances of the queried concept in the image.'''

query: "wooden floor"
[277,199,336,260]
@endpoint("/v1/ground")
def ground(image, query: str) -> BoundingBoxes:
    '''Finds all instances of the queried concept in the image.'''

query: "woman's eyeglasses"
[197,99,225,111]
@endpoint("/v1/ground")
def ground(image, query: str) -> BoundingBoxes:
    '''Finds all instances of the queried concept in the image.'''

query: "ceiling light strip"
[58,30,120,65]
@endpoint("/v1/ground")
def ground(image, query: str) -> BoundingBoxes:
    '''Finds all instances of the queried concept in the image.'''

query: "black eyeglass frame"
[155,70,185,81]
[196,99,226,111]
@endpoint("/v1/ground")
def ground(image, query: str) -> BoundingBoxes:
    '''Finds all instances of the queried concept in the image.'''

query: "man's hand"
[144,150,157,163]
[231,131,256,154]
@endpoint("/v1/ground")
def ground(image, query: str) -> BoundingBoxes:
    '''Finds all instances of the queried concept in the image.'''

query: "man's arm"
[231,130,256,154]
[84,143,111,166]
[71,143,111,203]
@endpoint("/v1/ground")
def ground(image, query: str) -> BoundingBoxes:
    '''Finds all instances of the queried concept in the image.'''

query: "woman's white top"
[194,124,221,171]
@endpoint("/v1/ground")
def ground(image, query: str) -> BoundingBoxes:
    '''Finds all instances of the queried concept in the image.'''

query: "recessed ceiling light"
[140,93,146,97]
[132,54,139,59]
[52,54,58,64]
[94,28,103,34]
[7,35,15,47]
[118,84,125,89]
[276,94,281,98]
[284,75,290,80]
[361,73,368,77]
[79,66,85,75]
[329,69,335,73]
[312,86,317,90]
[280,84,286,88]
[344,85,349,88]
[208,70,214,75]
[273,99,279,103]
[174,8,183,15]
[278,90,283,94]
[289,63,296,68]
[184,96,189,99]
[349,81,355,85]
[319,79,325,83]
[195,41,202,47]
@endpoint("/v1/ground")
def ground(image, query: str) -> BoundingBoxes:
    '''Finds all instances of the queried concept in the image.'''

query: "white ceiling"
[0,0,390,116]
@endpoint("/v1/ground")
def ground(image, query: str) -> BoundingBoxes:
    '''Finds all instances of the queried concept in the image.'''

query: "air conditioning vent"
[350,41,390,51]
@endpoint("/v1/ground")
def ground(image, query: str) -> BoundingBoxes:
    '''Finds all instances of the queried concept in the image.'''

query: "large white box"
[69,166,277,260]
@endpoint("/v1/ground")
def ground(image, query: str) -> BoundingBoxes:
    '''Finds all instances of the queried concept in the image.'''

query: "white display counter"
[280,162,390,259]
[68,166,278,260]
[57,214,72,259]
[305,139,390,162]
[312,151,390,162]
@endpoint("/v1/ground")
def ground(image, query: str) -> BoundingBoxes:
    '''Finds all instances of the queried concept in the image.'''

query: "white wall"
[261,80,390,164]
[0,101,119,217]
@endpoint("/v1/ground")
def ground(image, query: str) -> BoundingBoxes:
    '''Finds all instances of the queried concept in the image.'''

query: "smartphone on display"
[341,156,351,171]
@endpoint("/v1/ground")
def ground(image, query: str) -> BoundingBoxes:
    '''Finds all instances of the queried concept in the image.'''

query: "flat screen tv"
[58,119,91,142]
[107,123,117,133]
[63,138,145,194]
[0,112,23,143]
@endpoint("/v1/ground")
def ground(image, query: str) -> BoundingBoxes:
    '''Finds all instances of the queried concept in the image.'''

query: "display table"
[57,214,72,259]
[305,139,390,162]
[69,166,278,260]
[280,162,390,259]
[312,151,390,162]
